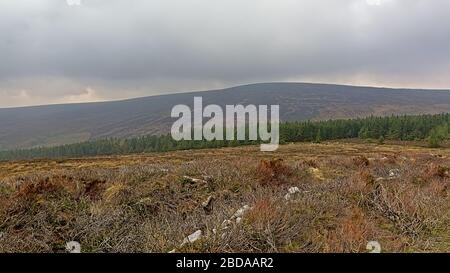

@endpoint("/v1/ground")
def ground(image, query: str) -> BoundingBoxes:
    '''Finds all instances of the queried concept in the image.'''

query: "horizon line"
[2,81,450,110]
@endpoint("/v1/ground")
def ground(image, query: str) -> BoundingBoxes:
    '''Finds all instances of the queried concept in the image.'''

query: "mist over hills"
[1,82,450,150]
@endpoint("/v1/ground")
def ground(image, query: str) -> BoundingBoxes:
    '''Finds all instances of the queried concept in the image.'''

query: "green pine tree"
[315,129,322,143]
[428,132,441,148]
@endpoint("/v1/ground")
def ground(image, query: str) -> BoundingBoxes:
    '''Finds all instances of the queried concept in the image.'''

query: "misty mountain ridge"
[1,82,450,150]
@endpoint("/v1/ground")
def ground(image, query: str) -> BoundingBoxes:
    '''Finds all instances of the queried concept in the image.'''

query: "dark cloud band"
[1,0,450,107]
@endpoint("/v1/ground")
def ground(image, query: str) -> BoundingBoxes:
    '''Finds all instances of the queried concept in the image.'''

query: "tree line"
[1,113,449,161]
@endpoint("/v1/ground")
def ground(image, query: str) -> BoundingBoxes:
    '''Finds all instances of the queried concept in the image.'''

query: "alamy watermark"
[171,97,280,151]
[66,0,82,6]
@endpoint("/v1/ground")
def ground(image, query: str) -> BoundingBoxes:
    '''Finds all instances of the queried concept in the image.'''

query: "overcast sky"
[1,0,450,107]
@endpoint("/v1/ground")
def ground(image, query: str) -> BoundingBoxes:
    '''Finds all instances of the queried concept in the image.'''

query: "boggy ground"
[0,141,449,253]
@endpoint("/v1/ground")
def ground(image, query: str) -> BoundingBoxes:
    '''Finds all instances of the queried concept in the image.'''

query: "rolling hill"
[1,82,450,150]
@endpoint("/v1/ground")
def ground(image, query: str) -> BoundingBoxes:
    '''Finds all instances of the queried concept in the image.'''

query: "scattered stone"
[288,187,300,194]
[285,186,301,201]
[232,205,251,219]
[388,169,401,179]
[202,195,214,214]
[183,230,202,245]
[183,176,207,184]
[65,241,81,253]
[366,241,382,253]
[172,229,203,251]
[218,205,253,238]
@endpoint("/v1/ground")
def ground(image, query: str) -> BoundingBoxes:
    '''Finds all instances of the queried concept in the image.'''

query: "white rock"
[366,241,382,253]
[236,217,243,225]
[65,241,81,253]
[288,187,300,194]
[232,205,251,219]
[168,249,176,253]
[389,169,400,178]
[285,187,301,201]
[202,196,214,208]
[286,187,301,200]
[183,230,202,244]
[183,176,206,184]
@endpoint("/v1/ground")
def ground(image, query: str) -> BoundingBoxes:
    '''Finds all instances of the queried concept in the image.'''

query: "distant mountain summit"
[1,82,450,150]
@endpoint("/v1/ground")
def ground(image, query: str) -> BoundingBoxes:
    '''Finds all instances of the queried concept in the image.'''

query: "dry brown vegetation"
[0,141,449,253]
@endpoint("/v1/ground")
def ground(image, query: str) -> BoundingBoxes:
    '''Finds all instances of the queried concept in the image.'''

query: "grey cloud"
[1,0,450,107]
